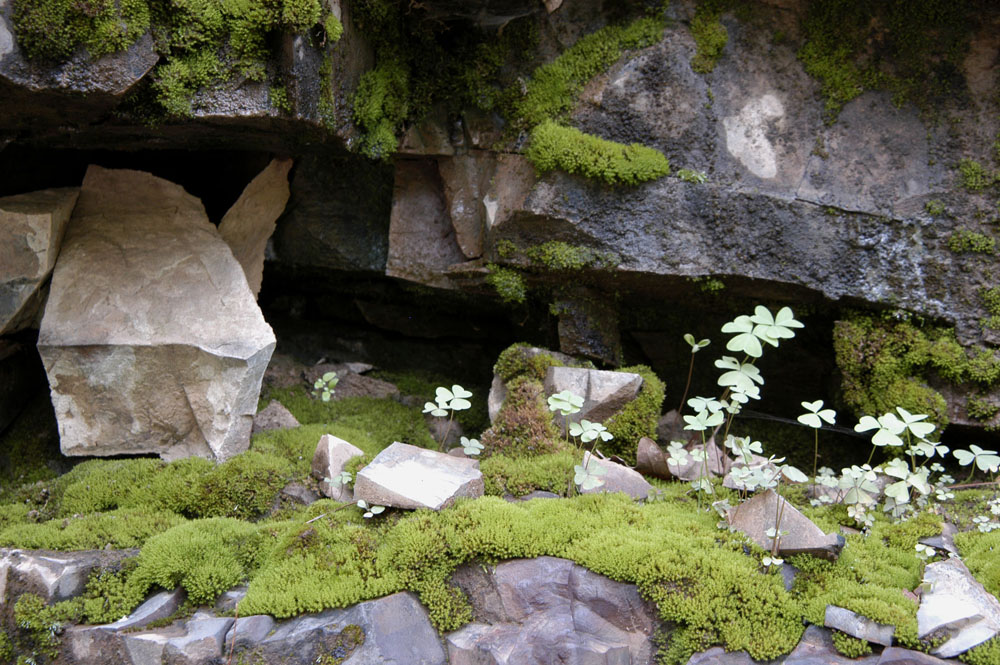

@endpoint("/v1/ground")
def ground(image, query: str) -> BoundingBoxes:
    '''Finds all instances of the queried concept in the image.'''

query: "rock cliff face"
[1,0,999,435]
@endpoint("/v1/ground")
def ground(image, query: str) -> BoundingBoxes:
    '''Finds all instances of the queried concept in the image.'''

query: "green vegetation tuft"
[948,228,996,254]
[832,313,1000,426]
[831,631,872,658]
[955,528,1000,599]
[689,4,728,74]
[958,159,998,192]
[526,121,671,186]
[11,0,150,61]
[924,200,946,216]
[352,58,410,160]
[485,264,527,304]
[524,241,617,271]
[480,377,564,457]
[961,637,1000,665]
[481,450,577,496]
[508,16,664,132]
[604,365,666,465]
[797,0,978,119]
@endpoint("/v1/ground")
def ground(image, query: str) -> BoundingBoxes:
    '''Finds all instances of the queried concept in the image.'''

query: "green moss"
[480,450,577,496]
[526,120,670,186]
[0,394,66,503]
[967,395,999,421]
[955,528,1000,598]
[257,390,437,451]
[831,631,872,658]
[797,0,978,120]
[11,0,150,61]
[480,377,564,457]
[689,4,728,74]
[12,593,78,660]
[961,636,1000,665]
[352,58,410,160]
[508,16,664,132]
[948,228,996,254]
[924,200,946,216]
[323,14,343,42]
[523,240,619,271]
[830,313,992,426]
[493,343,563,383]
[0,631,11,662]
[604,365,666,465]
[485,264,527,304]
[958,159,997,192]
[269,85,291,114]
[195,452,291,520]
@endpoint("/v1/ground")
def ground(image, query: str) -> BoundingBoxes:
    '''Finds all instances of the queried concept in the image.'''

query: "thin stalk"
[866,445,877,466]
[677,353,696,414]
[771,479,787,558]
[812,429,819,480]
[226,601,240,665]
[440,412,455,452]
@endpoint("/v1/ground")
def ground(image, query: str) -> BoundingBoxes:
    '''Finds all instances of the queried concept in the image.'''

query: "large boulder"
[37,166,276,462]
[543,365,644,430]
[0,187,78,334]
[447,556,658,665]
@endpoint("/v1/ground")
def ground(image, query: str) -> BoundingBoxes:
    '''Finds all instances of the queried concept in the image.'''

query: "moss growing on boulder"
[480,376,564,457]
[604,365,666,465]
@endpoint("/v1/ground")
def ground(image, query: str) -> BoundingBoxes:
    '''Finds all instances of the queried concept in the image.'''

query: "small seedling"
[548,390,584,443]
[797,399,836,478]
[356,500,385,519]
[677,333,710,412]
[574,460,607,491]
[324,471,352,487]
[424,384,473,450]
[312,371,339,402]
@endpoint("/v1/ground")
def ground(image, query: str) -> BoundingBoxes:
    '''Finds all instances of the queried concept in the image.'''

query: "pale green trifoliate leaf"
[684,410,724,431]
[954,445,1000,472]
[548,390,584,416]
[688,396,723,415]
[721,315,763,358]
[423,401,448,417]
[684,333,711,353]
[781,465,809,483]
[797,400,836,429]
[895,407,935,439]
[750,306,803,344]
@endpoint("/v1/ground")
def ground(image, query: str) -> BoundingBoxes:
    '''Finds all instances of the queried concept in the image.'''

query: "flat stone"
[106,589,185,632]
[163,616,234,665]
[0,187,78,334]
[218,157,292,298]
[226,615,275,652]
[0,547,135,605]
[919,557,1000,657]
[312,433,365,501]
[878,647,954,664]
[252,399,301,434]
[918,522,958,556]
[727,489,844,560]
[782,625,880,665]
[543,366,643,429]
[123,629,179,665]
[37,166,275,462]
[280,481,319,505]
[579,452,652,500]
[686,647,756,664]
[824,605,895,646]
[635,436,672,480]
[330,371,401,400]
[214,586,247,613]
[354,441,484,510]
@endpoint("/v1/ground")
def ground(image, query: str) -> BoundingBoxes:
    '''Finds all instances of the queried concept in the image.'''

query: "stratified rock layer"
[37,166,275,462]
[0,187,78,334]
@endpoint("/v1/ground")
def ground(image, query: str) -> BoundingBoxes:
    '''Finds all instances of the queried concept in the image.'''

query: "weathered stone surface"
[226,615,275,653]
[107,589,185,632]
[37,166,276,462]
[214,586,247,613]
[240,592,446,665]
[726,489,844,560]
[878,647,955,665]
[487,346,583,424]
[918,522,959,556]
[543,366,643,429]
[354,441,484,510]
[252,399,301,435]
[824,605,895,647]
[122,629,178,665]
[0,547,135,606]
[553,287,621,366]
[0,187,78,334]
[279,481,319,505]
[580,452,652,500]
[635,437,672,479]
[399,107,457,156]
[218,158,293,298]
[448,556,657,665]
[312,433,364,500]
[386,159,465,289]
[439,152,493,258]
[0,340,45,434]
[918,557,1000,657]
[163,616,233,665]
[328,371,401,400]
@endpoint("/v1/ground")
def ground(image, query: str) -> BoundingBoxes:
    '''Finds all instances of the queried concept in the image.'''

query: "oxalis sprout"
[423,385,473,450]
[571,420,612,491]
[677,333,710,413]
[547,390,584,445]
[797,400,836,478]
[312,371,338,401]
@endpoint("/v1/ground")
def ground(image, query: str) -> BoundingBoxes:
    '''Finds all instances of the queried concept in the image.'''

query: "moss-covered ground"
[2,350,1000,665]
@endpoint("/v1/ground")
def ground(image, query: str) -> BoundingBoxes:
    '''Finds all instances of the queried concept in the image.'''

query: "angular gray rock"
[726,489,845,560]
[238,591,446,665]
[0,187,78,334]
[448,556,657,665]
[0,547,135,606]
[252,399,301,435]
[312,433,365,500]
[107,589,185,632]
[354,441,484,510]
[163,616,233,665]
[386,159,466,289]
[226,615,275,652]
[543,366,643,430]
[438,152,492,258]
[218,157,293,298]
[635,436,672,480]
[37,166,276,462]
[824,605,895,647]
[918,557,1000,657]
[579,452,652,500]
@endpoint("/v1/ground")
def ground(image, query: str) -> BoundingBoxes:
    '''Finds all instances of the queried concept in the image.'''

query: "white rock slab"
[824,605,894,646]
[0,188,78,334]
[354,442,484,510]
[918,557,1000,657]
[37,166,275,462]
[218,158,292,298]
[312,433,364,500]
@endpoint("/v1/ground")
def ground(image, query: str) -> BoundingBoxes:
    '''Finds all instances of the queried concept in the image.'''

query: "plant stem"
[440,412,455,451]
[813,430,819,479]
[866,445,877,466]
[772,481,787,558]
[677,353,696,414]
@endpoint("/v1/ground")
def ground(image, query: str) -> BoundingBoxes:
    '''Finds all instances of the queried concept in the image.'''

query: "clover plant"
[461,437,484,456]
[423,385,473,450]
[677,333,710,413]
[547,389,584,444]
[797,400,836,478]
[312,371,339,402]
[356,500,385,519]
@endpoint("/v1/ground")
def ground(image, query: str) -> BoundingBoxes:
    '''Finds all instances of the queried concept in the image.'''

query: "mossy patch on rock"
[480,376,564,457]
